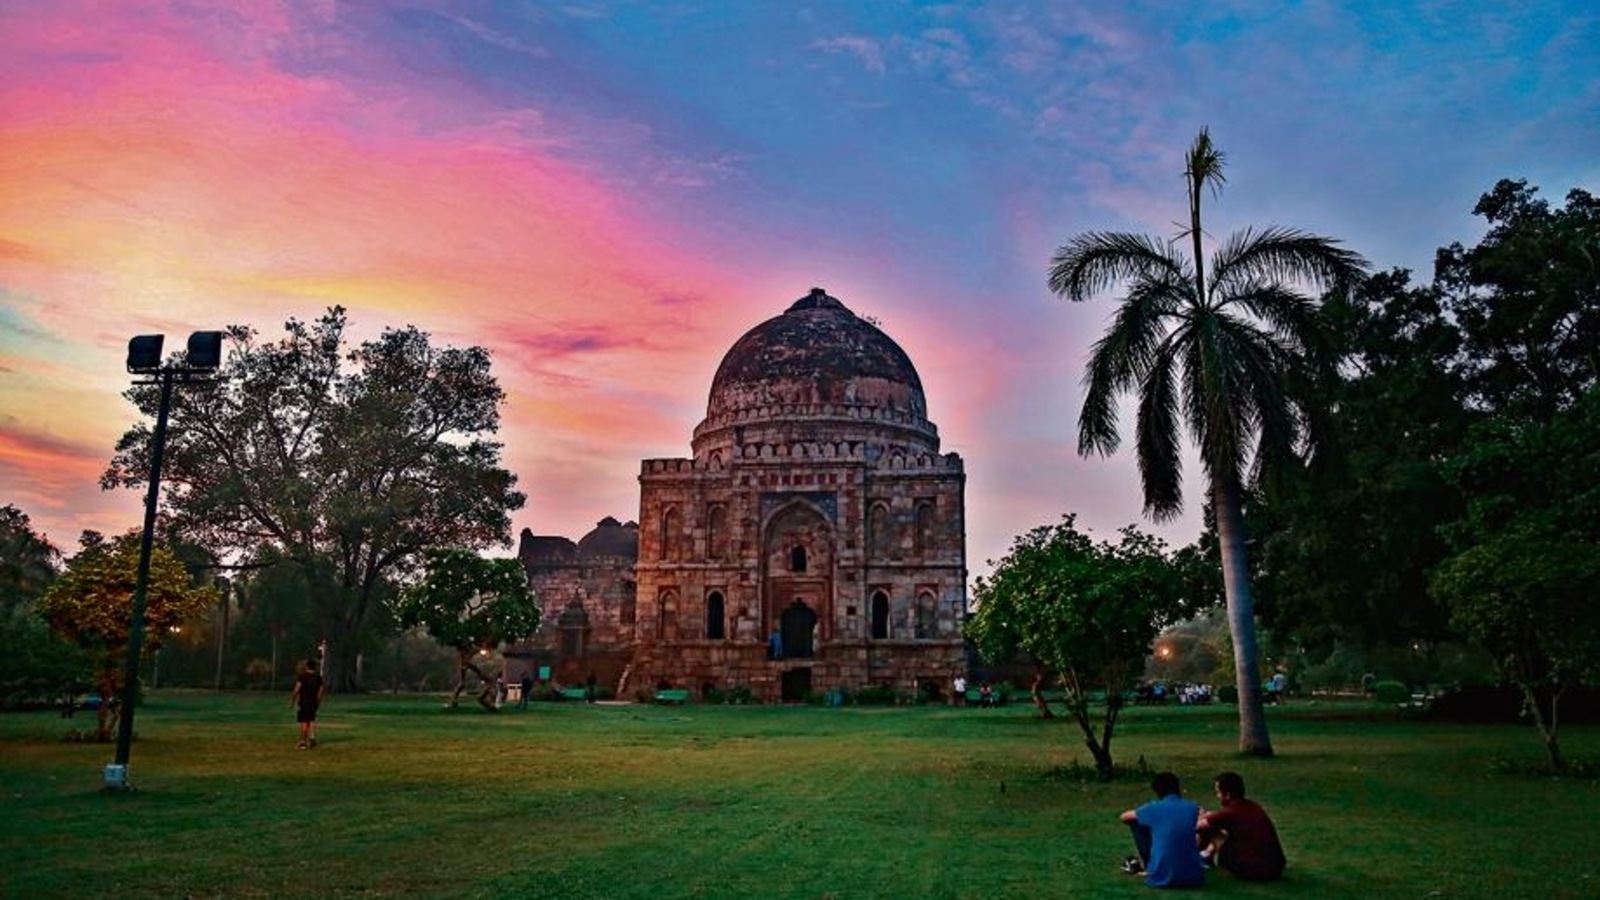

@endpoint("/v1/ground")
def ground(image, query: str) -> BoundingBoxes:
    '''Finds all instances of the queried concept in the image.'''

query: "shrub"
[851,684,899,706]
[1372,680,1410,705]
[1215,684,1239,704]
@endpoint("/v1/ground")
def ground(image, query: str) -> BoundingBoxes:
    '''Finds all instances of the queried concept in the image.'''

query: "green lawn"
[2,692,1596,899]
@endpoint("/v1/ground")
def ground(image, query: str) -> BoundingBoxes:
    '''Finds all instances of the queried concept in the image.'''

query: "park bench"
[654,688,691,705]
[559,687,590,701]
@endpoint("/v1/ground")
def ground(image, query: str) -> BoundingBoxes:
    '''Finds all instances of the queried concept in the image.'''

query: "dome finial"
[788,287,844,312]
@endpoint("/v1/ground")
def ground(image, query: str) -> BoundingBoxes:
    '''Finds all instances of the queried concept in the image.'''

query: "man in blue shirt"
[1118,771,1206,888]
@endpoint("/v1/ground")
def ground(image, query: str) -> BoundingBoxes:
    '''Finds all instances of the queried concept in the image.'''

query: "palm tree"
[1047,129,1367,755]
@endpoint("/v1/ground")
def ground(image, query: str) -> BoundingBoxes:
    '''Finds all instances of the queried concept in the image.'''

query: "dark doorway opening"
[781,667,812,703]
[780,599,818,658]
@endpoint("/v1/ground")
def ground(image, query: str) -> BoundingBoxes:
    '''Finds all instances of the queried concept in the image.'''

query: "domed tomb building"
[630,288,968,701]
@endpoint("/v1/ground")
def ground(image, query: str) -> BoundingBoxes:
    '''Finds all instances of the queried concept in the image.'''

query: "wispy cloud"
[812,35,886,74]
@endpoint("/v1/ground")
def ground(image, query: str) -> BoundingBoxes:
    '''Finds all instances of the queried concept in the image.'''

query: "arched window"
[790,545,807,573]
[915,591,937,639]
[659,507,678,561]
[659,590,679,640]
[868,502,890,556]
[914,501,935,556]
[707,505,728,561]
[870,590,890,640]
[620,582,637,626]
[706,591,726,640]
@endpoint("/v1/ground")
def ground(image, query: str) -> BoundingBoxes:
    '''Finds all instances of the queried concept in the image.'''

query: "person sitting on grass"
[1197,771,1286,881]
[1118,771,1206,888]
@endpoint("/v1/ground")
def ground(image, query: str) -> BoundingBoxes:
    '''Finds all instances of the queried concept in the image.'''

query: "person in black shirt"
[290,658,328,749]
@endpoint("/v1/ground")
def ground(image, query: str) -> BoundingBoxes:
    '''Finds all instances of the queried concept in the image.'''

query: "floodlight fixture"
[186,331,224,370]
[126,335,165,373]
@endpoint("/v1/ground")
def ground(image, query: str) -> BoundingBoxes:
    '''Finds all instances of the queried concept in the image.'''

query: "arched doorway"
[762,501,834,646]
[706,591,726,640]
[870,590,890,639]
[780,599,817,658]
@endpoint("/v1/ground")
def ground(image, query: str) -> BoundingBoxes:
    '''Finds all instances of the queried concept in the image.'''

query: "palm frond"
[1186,128,1228,203]
[1218,282,1323,355]
[1077,344,1124,458]
[1135,345,1185,520]
[1075,273,1188,457]
[1047,232,1187,301]
[1211,227,1369,294]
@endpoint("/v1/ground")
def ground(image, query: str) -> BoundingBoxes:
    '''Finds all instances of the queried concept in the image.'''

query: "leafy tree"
[0,607,89,709]
[35,535,218,740]
[1046,129,1367,755]
[228,550,325,691]
[103,307,525,691]
[1438,180,1600,422]
[1,504,60,611]
[1254,270,1467,651]
[967,516,1192,778]
[1431,389,1600,771]
[395,548,539,710]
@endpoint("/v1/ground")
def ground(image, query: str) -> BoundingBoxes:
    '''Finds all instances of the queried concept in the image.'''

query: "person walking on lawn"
[290,658,328,749]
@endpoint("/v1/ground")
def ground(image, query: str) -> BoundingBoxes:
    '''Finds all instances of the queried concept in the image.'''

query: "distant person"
[1197,771,1286,881]
[1118,772,1206,888]
[519,672,533,709]
[585,672,598,704]
[290,658,328,750]
[979,682,993,708]
[953,674,967,706]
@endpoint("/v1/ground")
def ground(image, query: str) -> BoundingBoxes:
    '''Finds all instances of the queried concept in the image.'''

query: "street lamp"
[104,330,222,792]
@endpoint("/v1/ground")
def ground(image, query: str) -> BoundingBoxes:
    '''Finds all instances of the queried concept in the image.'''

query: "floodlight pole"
[107,330,221,790]
[112,368,175,771]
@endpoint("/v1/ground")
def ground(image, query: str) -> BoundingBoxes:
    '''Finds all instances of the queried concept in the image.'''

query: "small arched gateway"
[533,288,968,702]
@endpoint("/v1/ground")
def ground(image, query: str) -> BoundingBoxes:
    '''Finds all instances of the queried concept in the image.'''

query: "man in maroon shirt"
[1197,771,1286,881]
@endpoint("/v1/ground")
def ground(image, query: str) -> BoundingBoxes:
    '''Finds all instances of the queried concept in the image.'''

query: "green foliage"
[849,684,901,706]
[1255,271,1466,651]
[101,307,525,691]
[1431,387,1600,771]
[1372,680,1410,705]
[34,535,218,738]
[1438,180,1600,421]
[0,606,90,709]
[395,548,538,710]
[0,504,59,612]
[968,515,1191,776]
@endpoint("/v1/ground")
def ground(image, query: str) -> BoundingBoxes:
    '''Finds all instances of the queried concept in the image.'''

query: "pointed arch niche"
[761,500,835,647]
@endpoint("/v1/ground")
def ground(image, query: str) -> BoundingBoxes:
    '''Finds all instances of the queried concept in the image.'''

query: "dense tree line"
[1249,179,1600,768]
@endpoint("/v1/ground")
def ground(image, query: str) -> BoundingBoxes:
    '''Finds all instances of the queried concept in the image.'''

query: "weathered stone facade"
[513,288,967,702]
[507,518,638,688]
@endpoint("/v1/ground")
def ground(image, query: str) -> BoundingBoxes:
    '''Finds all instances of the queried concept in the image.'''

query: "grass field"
[3,692,1597,899]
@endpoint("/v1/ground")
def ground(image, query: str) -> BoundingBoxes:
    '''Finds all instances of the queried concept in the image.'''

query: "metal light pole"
[105,330,222,791]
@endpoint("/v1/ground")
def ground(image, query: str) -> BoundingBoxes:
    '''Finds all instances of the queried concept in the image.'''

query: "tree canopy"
[967,516,1194,778]
[1,504,60,612]
[395,548,539,710]
[102,307,525,691]
[36,534,217,739]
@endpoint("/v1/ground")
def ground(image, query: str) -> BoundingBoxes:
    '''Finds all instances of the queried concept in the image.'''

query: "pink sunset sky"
[2,2,1596,577]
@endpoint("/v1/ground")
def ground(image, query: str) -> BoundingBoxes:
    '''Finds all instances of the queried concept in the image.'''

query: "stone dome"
[692,288,938,457]
[576,516,639,560]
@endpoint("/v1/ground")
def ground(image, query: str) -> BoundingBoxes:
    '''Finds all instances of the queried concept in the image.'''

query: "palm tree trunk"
[1212,474,1274,756]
